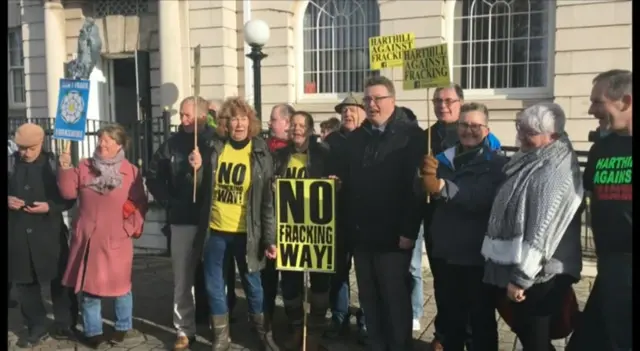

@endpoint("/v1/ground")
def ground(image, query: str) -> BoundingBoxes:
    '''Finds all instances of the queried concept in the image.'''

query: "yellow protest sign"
[276,179,336,273]
[369,33,415,70]
[403,44,450,90]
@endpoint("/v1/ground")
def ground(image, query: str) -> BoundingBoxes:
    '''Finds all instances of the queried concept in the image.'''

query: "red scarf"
[267,137,288,152]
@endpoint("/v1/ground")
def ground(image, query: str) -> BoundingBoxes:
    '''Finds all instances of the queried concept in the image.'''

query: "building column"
[43,0,66,118]
[158,0,185,120]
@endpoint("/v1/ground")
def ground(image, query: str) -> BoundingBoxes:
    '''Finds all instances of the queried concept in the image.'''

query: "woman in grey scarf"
[481,103,584,351]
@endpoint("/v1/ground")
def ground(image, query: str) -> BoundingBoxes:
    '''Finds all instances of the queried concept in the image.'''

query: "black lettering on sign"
[280,243,299,267]
[309,182,332,225]
[217,162,247,185]
[278,181,305,223]
[276,179,336,272]
[285,167,308,179]
[276,226,335,271]
[278,180,334,224]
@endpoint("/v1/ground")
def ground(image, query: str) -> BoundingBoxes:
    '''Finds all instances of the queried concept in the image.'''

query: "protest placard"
[403,43,450,90]
[369,33,415,70]
[276,178,336,273]
[53,79,90,142]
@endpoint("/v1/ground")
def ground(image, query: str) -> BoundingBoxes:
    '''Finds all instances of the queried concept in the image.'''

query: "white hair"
[516,102,566,135]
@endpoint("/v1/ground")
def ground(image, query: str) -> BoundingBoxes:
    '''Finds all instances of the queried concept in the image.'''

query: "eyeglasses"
[363,96,392,104]
[457,122,486,132]
[432,98,460,106]
[515,123,540,137]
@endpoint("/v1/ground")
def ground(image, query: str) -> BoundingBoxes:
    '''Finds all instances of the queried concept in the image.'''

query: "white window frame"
[8,27,26,109]
[444,0,555,100]
[295,0,380,103]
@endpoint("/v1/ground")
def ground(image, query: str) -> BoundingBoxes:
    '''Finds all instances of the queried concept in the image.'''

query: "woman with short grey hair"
[481,102,584,351]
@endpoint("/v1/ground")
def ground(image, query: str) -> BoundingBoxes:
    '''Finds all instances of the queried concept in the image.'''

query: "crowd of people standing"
[7,69,631,351]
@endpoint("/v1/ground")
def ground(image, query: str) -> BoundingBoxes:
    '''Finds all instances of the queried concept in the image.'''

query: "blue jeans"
[329,242,366,329]
[203,232,263,315]
[82,292,133,337]
[410,225,424,319]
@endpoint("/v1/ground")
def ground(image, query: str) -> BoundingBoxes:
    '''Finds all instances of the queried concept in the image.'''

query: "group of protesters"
[7,69,631,351]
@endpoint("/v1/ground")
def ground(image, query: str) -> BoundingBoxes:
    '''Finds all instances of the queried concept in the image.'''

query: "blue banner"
[53,79,91,142]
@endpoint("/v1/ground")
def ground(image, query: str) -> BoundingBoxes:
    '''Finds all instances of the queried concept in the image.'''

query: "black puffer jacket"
[145,124,216,225]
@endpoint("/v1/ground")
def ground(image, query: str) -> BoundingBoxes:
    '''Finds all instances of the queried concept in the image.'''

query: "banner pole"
[426,87,431,204]
[192,45,202,203]
[302,270,309,351]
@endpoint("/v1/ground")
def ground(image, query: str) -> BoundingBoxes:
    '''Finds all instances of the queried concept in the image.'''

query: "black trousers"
[567,254,632,351]
[354,249,413,351]
[494,275,573,351]
[439,263,498,351]
[16,277,79,334]
[261,259,279,318]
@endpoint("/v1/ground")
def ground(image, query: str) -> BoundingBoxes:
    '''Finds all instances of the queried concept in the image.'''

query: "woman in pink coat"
[57,124,148,348]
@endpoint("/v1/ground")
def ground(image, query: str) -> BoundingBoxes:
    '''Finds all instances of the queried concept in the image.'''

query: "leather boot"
[283,303,305,351]
[210,314,231,351]
[250,313,280,351]
[308,292,330,331]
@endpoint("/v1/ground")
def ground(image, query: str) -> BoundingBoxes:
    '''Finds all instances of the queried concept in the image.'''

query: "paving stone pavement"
[8,255,594,351]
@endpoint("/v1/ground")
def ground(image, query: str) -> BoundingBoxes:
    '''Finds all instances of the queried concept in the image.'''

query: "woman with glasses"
[481,102,583,351]
[190,97,278,351]
[421,102,505,350]
[273,111,332,350]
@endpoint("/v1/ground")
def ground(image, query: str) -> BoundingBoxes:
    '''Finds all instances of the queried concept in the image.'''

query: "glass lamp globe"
[244,19,270,46]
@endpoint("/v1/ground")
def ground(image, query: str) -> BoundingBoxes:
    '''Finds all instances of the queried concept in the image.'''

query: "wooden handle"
[192,44,202,204]
[426,88,432,204]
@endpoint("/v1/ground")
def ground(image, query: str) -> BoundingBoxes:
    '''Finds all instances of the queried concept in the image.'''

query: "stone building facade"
[8,0,633,150]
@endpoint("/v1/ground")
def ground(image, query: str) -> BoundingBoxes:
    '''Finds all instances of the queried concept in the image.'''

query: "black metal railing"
[8,111,178,174]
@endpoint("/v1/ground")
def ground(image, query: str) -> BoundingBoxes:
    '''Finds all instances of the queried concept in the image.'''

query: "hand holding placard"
[188,148,202,171]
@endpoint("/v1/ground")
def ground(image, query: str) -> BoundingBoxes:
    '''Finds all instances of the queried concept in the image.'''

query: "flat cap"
[334,93,365,114]
[14,123,45,147]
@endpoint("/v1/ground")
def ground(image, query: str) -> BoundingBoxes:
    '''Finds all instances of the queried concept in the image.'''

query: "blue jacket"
[434,132,501,167]
[429,134,507,266]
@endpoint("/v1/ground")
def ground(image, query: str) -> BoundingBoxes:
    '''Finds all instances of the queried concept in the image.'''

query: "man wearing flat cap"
[8,123,79,347]
[323,93,368,344]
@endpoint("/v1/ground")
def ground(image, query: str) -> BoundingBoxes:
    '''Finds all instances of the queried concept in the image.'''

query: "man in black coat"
[323,94,368,344]
[8,123,78,348]
[333,76,426,350]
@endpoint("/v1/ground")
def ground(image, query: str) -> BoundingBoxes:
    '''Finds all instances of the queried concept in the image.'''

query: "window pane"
[302,0,380,94]
[453,0,550,90]
[11,69,26,104]
[8,30,23,67]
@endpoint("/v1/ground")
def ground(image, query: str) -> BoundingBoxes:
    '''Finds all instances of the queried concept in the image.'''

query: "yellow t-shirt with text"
[209,141,252,233]
[285,153,308,179]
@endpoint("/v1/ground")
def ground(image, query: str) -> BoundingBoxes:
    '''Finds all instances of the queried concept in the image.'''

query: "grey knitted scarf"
[88,148,125,194]
[481,134,583,279]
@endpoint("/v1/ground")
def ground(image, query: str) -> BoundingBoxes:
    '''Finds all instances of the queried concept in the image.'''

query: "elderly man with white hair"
[481,102,584,351]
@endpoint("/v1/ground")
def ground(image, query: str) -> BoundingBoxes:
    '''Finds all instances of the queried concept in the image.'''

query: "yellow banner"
[369,33,415,70]
[403,44,450,91]
[275,178,336,273]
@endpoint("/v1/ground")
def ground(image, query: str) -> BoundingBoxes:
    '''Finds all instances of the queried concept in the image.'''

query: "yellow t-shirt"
[209,141,252,233]
[285,153,308,179]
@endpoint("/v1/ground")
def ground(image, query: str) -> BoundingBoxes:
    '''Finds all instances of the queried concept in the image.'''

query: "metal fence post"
[162,107,171,141]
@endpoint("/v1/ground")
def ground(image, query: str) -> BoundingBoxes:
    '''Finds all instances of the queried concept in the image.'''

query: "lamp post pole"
[247,44,267,121]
